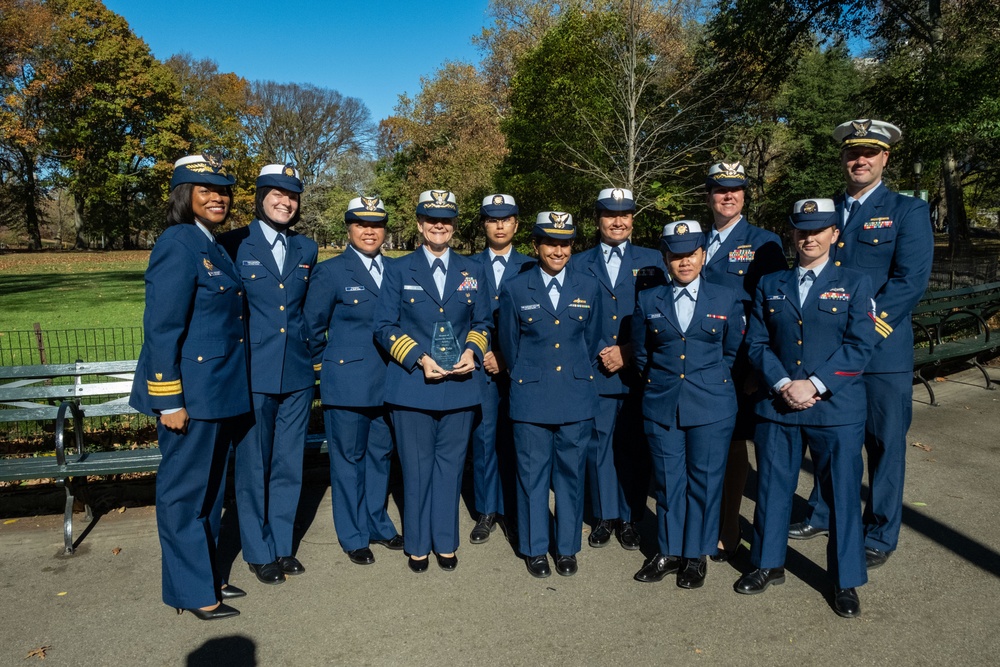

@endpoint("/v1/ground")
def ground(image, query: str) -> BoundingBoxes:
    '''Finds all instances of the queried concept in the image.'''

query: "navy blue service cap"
[345,196,388,224]
[833,119,902,151]
[480,194,518,218]
[257,163,304,193]
[706,161,748,189]
[789,198,838,230]
[532,211,576,240]
[595,187,635,212]
[170,153,235,190]
[660,220,705,254]
[416,190,459,218]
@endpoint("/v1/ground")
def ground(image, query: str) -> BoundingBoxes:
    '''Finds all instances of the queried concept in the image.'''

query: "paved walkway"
[1,368,998,666]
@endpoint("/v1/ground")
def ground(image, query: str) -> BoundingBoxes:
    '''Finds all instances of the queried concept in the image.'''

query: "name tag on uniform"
[729,245,755,262]
[648,312,665,319]
[403,285,424,291]
[633,267,657,277]
[766,295,786,301]
[242,260,262,266]
[345,286,365,292]
[207,270,222,277]
[520,304,540,311]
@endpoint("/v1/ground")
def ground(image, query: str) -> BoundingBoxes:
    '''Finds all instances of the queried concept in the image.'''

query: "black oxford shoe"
[408,556,429,573]
[348,548,375,565]
[555,554,578,576]
[219,585,246,600]
[588,519,615,548]
[788,521,829,540]
[677,557,707,589]
[371,535,405,550]
[248,561,285,584]
[435,553,458,571]
[277,556,305,575]
[526,555,551,578]
[470,513,498,544]
[865,547,891,569]
[634,554,683,583]
[617,521,641,550]
[176,603,240,621]
[734,567,785,595]
[833,587,861,618]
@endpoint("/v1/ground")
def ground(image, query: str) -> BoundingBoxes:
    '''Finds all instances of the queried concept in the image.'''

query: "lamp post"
[912,157,923,190]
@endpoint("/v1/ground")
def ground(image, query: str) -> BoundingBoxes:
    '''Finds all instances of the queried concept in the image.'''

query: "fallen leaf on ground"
[112,547,121,556]
[934,377,947,382]
[117,507,126,514]
[694,648,703,654]
[56,592,66,596]
[911,502,928,507]
[911,442,932,452]
[4,519,18,525]
[25,645,49,659]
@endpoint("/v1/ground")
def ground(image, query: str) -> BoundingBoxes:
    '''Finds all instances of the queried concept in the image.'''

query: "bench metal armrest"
[939,309,991,343]
[55,401,85,468]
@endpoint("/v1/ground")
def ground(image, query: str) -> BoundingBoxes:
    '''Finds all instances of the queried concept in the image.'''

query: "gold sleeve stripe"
[390,335,417,361]
[392,340,418,364]
[313,363,323,371]
[874,316,893,337]
[466,330,488,355]
[147,379,182,396]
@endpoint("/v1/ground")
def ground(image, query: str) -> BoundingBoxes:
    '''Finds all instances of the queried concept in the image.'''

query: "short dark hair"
[166,182,234,227]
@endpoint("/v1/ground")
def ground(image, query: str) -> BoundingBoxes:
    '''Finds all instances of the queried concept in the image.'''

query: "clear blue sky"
[103,0,491,123]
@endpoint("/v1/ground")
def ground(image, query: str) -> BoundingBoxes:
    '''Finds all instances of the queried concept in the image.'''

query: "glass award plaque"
[431,321,462,368]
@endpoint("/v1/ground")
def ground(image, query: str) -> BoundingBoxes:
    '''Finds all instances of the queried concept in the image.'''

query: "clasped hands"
[779,379,821,411]
[420,349,476,380]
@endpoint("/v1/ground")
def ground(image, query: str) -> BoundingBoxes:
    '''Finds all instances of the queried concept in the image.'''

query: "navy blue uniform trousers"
[324,406,397,551]
[470,374,517,519]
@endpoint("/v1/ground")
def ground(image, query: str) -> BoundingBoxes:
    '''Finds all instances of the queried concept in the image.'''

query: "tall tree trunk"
[18,148,43,250]
[72,192,87,249]
[943,147,969,248]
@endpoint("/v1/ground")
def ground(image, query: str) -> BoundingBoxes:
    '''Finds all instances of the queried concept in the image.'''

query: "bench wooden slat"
[0,361,138,381]
[0,380,135,402]
[0,449,163,482]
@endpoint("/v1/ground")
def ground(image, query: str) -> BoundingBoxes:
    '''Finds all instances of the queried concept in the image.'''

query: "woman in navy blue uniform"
[219,164,318,585]
[129,154,250,620]
[631,220,744,589]
[736,198,876,618]
[497,212,603,578]
[373,190,492,573]
[304,196,403,566]
[699,162,788,561]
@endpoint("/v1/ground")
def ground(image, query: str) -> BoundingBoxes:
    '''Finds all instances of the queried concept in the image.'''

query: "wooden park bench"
[1,360,330,555]
[911,282,1000,406]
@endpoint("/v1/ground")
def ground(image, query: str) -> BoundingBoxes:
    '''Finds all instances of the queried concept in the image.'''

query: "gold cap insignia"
[852,119,872,138]
[612,188,624,201]
[203,153,223,170]
[431,190,450,205]
[203,258,214,270]
[492,195,504,205]
[361,196,379,211]
[721,161,741,176]
[549,212,570,228]
[675,223,689,235]
[802,200,818,214]
[284,164,296,176]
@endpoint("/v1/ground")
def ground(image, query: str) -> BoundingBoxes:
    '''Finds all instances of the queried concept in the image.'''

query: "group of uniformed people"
[129,117,932,621]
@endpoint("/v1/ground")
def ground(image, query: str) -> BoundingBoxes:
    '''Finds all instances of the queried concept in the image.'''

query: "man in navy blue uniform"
[219,164,318,585]
[498,212,604,578]
[572,188,665,551]
[130,154,250,619]
[738,198,877,618]
[700,162,787,560]
[788,120,934,571]
[374,190,492,573]
[304,197,403,566]
[467,194,533,544]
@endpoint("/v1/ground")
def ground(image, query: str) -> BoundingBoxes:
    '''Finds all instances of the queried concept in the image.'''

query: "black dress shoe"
[634,554,683,583]
[734,567,785,595]
[617,521,641,550]
[788,521,829,540]
[248,561,285,584]
[865,546,891,569]
[176,603,240,621]
[408,556,429,573]
[371,535,405,550]
[555,554,578,576]
[525,555,551,578]
[833,587,861,618]
[470,513,498,544]
[677,557,707,589]
[588,519,615,548]
[219,585,246,600]
[277,556,305,575]
[435,553,458,571]
[347,548,375,565]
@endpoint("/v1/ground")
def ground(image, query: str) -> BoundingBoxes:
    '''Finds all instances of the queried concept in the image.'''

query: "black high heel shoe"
[175,603,240,620]
[220,585,246,600]
[435,553,458,571]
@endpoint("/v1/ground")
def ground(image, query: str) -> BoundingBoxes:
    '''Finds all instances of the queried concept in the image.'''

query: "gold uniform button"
[518,379,523,384]
[647,378,651,383]
[612,334,618,340]
[798,320,803,325]
[680,354,686,360]
[554,343,560,348]
[410,298,415,303]
[251,274,256,279]
[612,295,617,300]
[873,239,879,244]
[280,305,285,311]
[769,308,775,313]
[680,373,685,379]
[612,315,617,320]
[589,375,594,380]
[554,319,560,325]
[556,366,562,371]
[796,360,802,365]
[279,283,284,289]
[353,300,358,304]
[528,317,533,322]
[578,315,583,320]
[197,356,203,362]
[280,328,285,333]
[237,291,242,296]
[653,329,658,333]
[838,242,845,248]
[494,296,499,300]
[738,270,744,275]
[239,338,243,343]
[239,315,243,320]
[219,286,224,291]
[797,340,802,345]
[832,307,838,312]
[339,360,344,364]
[681,337,685,342]
[835,261,841,267]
